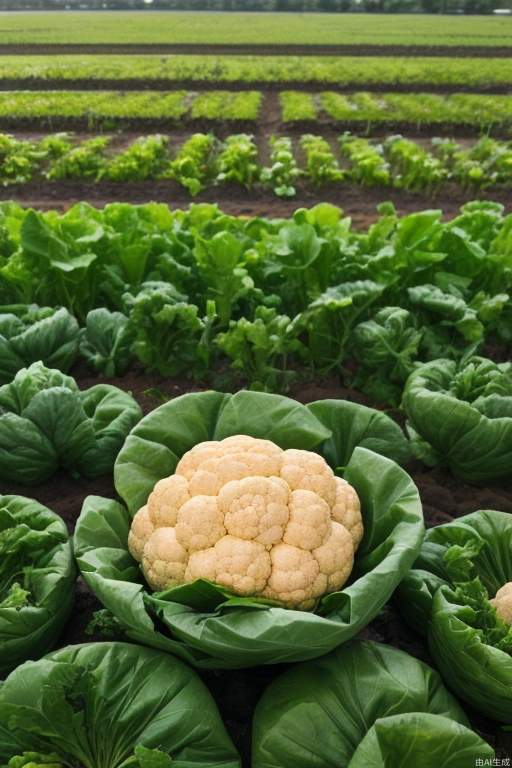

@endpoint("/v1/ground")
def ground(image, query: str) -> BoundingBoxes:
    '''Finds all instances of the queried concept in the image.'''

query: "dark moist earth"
[2,370,512,766]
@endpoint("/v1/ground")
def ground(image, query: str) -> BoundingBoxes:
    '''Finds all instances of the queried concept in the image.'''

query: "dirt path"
[2,180,510,227]
[0,42,511,57]
[0,78,509,95]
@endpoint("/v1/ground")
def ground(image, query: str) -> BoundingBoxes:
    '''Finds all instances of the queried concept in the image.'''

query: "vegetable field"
[0,9,511,768]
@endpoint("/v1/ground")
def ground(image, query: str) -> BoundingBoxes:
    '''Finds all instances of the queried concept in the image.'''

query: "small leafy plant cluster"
[1,130,512,194]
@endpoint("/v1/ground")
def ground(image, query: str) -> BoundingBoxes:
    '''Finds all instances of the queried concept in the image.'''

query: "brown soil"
[2,180,510,226]
[0,78,508,95]
[1,43,512,58]
[0,113,508,139]
[1,370,511,764]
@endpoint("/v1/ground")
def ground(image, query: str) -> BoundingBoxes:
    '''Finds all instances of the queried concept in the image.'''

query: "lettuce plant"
[80,308,134,377]
[74,390,419,669]
[0,362,141,485]
[0,495,75,678]
[403,356,512,482]
[0,305,79,384]
[252,639,493,768]
[0,642,240,767]
[399,509,512,721]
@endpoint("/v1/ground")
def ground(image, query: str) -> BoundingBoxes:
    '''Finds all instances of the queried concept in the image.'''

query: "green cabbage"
[0,306,79,385]
[402,356,512,482]
[398,509,512,721]
[0,495,75,678]
[251,639,493,768]
[74,391,421,668]
[0,361,142,485]
[0,642,240,768]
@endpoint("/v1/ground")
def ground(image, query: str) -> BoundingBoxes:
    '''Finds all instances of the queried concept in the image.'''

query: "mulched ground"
[1,369,511,765]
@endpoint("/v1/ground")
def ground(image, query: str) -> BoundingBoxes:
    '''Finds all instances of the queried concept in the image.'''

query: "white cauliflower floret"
[263,543,327,610]
[177,436,282,496]
[142,527,187,591]
[313,521,355,591]
[220,476,290,547]
[175,495,225,552]
[283,489,331,550]
[130,434,363,610]
[186,535,271,595]
[331,477,364,548]
[128,505,154,562]
[280,449,336,507]
[491,582,512,624]
[148,475,190,527]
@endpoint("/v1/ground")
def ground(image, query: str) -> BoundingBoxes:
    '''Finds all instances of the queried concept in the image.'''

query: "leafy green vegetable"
[252,639,483,768]
[74,391,422,668]
[104,135,168,182]
[403,356,512,482]
[80,308,134,377]
[348,713,493,768]
[301,280,384,373]
[215,306,306,391]
[0,642,240,767]
[126,283,210,379]
[399,509,512,720]
[0,495,75,678]
[353,306,422,404]
[0,305,79,384]
[0,361,141,485]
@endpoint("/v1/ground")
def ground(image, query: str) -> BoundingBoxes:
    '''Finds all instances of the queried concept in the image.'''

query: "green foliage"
[215,306,306,391]
[0,305,79,384]
[126,283,210,378]
[105,135,169,182]
[0,495,75,678]
[215,133,260,189]
[80,308,134,377]
[399,509,512,721]
[0,361,141,485]
[403,356,512,482]
[165,132,218,195]
[261,135,300,198]
[0,643,240,767]
[340,132,390,187]
[300,134,344,185]
[252,639,490,768]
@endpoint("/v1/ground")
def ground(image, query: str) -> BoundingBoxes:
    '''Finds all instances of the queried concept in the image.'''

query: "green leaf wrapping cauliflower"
[128,435,363,610]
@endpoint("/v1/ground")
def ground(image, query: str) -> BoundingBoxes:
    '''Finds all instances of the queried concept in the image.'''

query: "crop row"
[0,199,509,413]
[0,90,510,131]
[1,131,511,195]
[281,91,512,129]
[0,10,509,46]
[0,90,262,126]
[0,54,512,89]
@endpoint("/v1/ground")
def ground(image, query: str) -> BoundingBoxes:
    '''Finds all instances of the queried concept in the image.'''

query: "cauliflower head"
[491,582,512,624]
[128,435,363,610]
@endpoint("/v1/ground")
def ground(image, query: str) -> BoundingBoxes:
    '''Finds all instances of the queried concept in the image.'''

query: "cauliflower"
[128,435,363,610]
[491,582,512,624]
